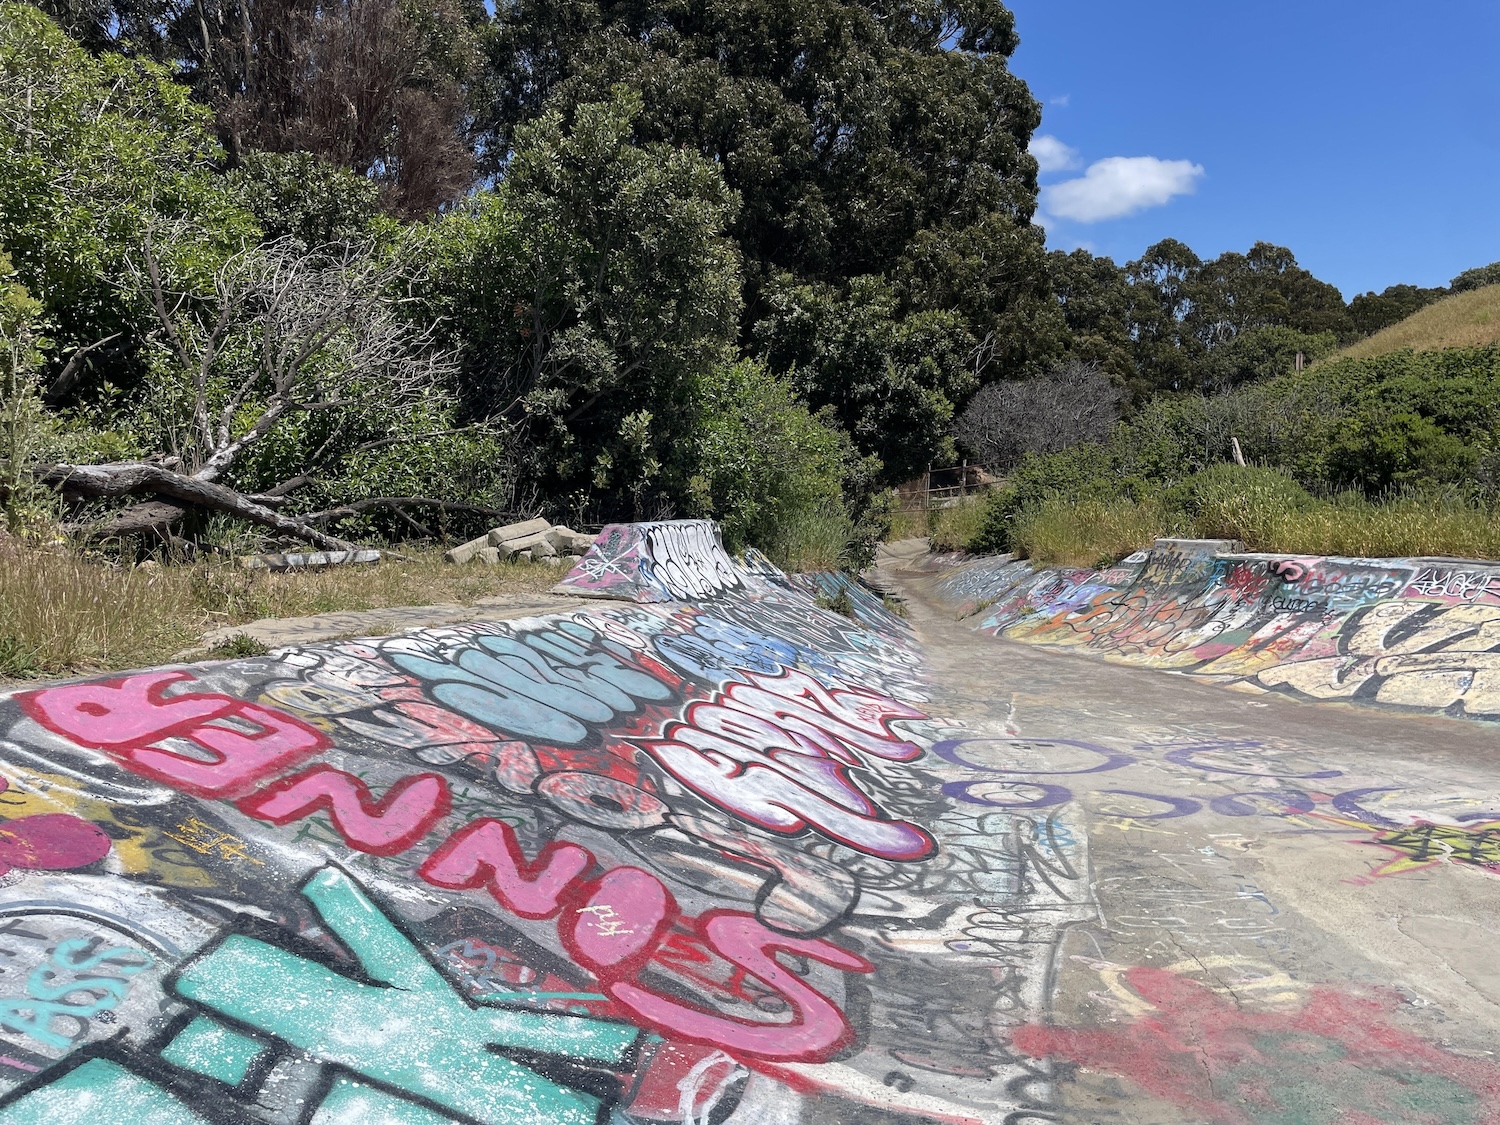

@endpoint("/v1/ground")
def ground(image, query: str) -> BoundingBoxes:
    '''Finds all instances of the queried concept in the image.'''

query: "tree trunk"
[36,463,357,551]
[80,499,191,539]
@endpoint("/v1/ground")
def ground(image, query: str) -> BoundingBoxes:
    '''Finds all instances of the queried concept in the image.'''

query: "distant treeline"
[1,0,1495,562]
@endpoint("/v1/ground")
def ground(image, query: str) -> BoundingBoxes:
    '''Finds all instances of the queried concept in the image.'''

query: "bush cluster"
[973,346,1500,559]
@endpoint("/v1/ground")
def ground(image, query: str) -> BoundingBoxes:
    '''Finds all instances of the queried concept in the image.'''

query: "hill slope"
[1332,284,1500,361]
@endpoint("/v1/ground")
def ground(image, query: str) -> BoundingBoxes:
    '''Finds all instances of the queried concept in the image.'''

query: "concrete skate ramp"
[554,519,749,602]
[927,538,1500,721]
[0,523,1073,1125]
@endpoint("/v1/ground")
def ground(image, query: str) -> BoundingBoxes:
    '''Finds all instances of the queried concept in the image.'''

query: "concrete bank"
[0,522,1498,1123]
[911,537,1500,722]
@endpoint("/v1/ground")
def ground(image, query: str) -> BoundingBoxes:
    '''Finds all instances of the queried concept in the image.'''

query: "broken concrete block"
[541,555,562,567]
[495,530,553,556]
[241,549,382,572]
[513,549,532,562]
[545,526,595,554]
[444,536,490,564]
[477,546,501,565]
[488,517,552,547]
[531,537,558,559]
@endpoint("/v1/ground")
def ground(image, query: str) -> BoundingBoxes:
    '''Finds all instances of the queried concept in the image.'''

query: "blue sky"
[1004,0,1500,298]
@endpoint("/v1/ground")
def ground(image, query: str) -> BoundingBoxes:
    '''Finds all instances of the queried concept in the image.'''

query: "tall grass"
[886,507,929,541]
[1329,284,1500,362]
[764,502,854,572]
[1011,499,1177,567]
[1008,491,1500,567]
[1196,492,1500,558]
[0,544,559,680]
[927,497,988,553]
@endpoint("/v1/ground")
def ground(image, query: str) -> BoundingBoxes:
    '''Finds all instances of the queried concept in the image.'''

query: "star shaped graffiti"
[1013,967,1500,1125]
[1358,819,1500,879]
[1310,810,1500,880]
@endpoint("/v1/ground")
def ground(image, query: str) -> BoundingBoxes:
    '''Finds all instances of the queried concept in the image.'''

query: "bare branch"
[953,360,1125,470]
[42,332,122,406]
[35,462,357,550]
[302,496,525,525]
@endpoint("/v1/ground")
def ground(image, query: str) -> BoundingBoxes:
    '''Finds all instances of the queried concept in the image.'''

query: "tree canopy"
[2,0,1496,562]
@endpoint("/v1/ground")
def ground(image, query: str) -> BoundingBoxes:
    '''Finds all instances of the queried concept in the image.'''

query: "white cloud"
[1028,135,1082,174]
[1050,94,1071,108]
[1039,156,1205,223]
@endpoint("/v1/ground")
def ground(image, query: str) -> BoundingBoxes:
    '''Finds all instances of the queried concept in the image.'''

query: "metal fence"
[896,462,1004,513]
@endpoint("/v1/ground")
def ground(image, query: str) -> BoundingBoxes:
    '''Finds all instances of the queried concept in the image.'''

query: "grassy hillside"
[1331,284,1500,361]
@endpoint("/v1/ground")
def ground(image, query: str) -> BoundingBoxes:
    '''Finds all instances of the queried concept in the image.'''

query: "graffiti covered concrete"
[7,522,1500,1124]
[927,539,1500,722]
[0,525,1090,1124]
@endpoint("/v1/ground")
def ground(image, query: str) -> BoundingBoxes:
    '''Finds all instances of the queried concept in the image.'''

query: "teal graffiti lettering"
[171,866,639,1124]
[0,1057,211,1125]
[159,1016,268,1086]
[0,939,152,1049]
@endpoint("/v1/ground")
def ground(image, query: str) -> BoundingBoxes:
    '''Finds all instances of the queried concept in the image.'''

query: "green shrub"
[972,441,1138,553]
[687,359,856,564]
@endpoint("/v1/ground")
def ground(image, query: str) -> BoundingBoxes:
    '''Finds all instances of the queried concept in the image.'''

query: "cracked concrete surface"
[880,542,1500,1123]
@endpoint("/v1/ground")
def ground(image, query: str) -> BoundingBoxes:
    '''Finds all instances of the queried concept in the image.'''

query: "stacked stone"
[442,519,596,568]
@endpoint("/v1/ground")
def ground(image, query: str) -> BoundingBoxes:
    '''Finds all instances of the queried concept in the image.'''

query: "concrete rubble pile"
[442,517,596,567]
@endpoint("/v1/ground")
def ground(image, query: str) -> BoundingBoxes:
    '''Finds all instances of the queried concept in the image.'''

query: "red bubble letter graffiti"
[18,672,328,798]
[238,767,452,856]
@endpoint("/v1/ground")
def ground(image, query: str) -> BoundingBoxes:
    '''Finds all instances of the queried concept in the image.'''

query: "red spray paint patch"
[1013,967,1500,1125]
[0,779,111,876]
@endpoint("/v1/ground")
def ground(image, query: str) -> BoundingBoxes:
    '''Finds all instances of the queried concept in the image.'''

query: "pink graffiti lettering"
[238,767,451,856]
[560,868,676,975]
[19,672,231,748]
[418,817,869,1062]
[419,818,592,920]
[641,670,934,860]
[19,673,328,798]
[604,911,872,1061]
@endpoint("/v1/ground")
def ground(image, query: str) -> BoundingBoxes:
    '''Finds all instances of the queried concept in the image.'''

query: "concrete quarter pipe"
[0,523,1495,1123]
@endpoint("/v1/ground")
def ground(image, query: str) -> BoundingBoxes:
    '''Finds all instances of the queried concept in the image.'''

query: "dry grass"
[0,544,561,681]
[1012,498,1176,567]
[1197,494,1500,559]
[1010,493,1500,568]
[1331,284,1500,362]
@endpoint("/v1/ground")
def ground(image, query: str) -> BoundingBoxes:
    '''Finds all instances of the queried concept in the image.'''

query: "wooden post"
[1230,437,1247,466]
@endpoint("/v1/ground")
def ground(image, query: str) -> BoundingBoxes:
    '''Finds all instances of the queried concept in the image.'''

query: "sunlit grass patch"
[0,544,559,681]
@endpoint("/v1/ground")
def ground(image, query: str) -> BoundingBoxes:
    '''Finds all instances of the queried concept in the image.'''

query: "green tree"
[1348,282,1447,337]
[1126,238,1204,395]
[1451,261,1500,292]
[1048,248,1133,383]
[1201,325,1338,390]
[227,152,385,247]
[0,3,256,404]
[754,274,977,483]
[480,0,1057,394]
[1187,242,1351,349]
[419,87,743,514]
[686,358,854,558]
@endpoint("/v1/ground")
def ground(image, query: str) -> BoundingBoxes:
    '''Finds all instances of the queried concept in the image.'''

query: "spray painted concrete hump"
[553,520,748,603]
[925,538,1500,721]
[0,521,1081,1124]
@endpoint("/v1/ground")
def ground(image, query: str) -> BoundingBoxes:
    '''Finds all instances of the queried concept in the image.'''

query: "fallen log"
[35,462,356,551]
